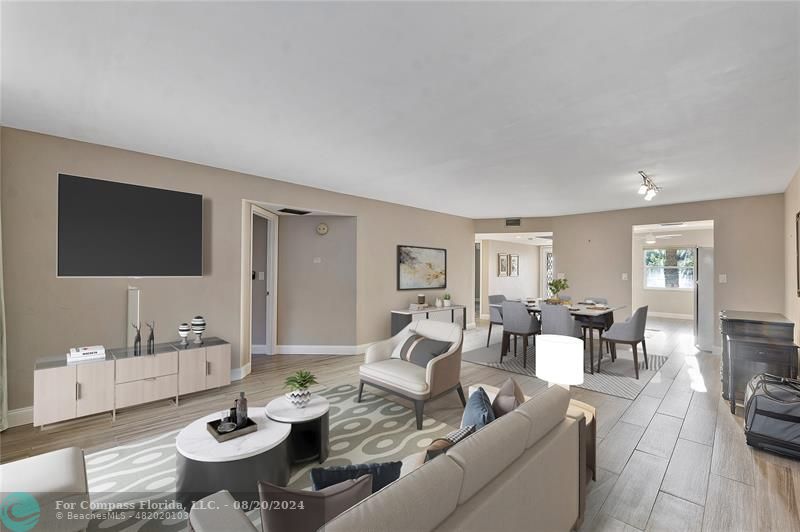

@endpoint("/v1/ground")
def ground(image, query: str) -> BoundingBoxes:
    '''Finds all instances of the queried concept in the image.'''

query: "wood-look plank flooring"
[2,318,799,531]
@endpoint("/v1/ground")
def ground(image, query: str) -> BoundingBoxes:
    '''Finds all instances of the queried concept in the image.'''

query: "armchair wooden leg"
[357,381,365,403]
[632,344,640,380]
[413,400,424,430]
[456,384,466,407]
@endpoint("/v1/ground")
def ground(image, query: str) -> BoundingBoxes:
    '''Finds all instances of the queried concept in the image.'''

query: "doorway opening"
[473,232,553,321]
[631,220,715,351]
[239,201,279,380]
[251,209,276,357]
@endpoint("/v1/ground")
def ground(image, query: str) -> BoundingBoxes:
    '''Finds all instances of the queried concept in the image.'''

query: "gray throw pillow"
[397,335,451,368]
[491,378,526,418]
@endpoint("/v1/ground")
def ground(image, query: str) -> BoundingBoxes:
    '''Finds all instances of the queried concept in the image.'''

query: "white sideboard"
[33,337,231,427]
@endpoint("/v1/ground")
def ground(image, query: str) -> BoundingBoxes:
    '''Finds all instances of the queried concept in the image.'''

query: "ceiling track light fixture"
[637,170,661,201]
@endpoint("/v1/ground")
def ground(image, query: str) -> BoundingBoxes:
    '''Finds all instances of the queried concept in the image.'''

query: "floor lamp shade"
[536,334,584,386]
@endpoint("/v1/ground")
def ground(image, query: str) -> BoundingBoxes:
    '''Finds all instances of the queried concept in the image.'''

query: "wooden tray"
[206,417,257,443]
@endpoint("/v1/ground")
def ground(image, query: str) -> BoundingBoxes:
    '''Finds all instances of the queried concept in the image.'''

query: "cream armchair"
[358,319,466,429]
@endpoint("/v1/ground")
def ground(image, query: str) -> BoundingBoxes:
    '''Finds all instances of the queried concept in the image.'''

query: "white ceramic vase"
[285,389,312,408]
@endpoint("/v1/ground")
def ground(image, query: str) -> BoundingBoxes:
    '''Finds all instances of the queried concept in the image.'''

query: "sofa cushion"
[359,359,429,393]
[311,462,402,493]
[515,385,571,448]
[258,474,372,532]
[323,454,465,532]
[447,411,530,504]
[461,387,495,429]
[491,378,526,418]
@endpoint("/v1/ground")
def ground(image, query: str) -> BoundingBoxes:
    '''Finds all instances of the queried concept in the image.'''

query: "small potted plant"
[443,293,452,307]
[546,278,570,305]
[284,370,318,408]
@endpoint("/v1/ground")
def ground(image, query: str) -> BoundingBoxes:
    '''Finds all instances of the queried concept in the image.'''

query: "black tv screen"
[58,174,203,277]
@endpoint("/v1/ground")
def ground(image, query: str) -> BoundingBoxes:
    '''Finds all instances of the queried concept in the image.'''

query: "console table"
[390,304,467,336]
[33,337,231,427]
[720,310,797,413]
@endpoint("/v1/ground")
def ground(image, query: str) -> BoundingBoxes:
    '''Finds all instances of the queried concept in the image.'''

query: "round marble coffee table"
[175,407,291,507]
[265,395,330,464]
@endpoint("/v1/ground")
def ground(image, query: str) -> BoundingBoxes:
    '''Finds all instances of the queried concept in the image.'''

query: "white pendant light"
[637,184,648,195]
[644,188,657,201]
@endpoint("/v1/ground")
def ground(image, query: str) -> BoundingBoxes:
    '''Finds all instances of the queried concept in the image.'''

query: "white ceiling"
[476,232,553,247]
[2,2,799,218]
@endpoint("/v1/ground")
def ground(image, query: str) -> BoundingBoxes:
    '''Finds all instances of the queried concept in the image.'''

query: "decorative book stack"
[67,345,106,364]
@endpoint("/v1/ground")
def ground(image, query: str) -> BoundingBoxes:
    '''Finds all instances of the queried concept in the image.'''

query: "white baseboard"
[230,362,251,381]
[649,312,693,320]
[275,344,370,355]
[251,344,269,355]
[6,406,33,428]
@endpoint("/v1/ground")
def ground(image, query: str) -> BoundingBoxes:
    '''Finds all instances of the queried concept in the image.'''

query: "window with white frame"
[643,248,695,290]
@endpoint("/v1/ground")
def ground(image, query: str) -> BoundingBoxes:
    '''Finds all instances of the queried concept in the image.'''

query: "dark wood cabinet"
[720,310,797,413]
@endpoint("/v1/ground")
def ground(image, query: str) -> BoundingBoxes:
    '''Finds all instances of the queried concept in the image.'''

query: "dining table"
[489,300,626,371]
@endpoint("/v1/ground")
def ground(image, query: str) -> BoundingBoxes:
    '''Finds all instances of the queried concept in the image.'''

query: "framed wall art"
[397,245,447,290]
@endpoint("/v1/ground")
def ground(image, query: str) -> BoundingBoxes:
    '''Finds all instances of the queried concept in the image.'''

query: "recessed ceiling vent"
[278,208,311,215]
[505,218,521,227]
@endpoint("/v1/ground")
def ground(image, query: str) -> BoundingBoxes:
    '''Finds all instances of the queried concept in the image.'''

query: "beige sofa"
[359,320,465,430]
[325,385,583,532]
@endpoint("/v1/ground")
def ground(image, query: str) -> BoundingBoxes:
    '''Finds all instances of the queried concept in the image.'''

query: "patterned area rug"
[463,335,667,400]
[84,384,453,530]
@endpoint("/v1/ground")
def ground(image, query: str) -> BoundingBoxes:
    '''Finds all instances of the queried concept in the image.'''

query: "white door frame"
[239,202,278,378]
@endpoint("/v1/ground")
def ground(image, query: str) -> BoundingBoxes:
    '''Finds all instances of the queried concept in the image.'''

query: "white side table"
[265,395,330,464]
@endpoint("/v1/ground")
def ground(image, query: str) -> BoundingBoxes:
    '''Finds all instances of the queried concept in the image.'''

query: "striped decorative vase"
[178,323,191,346]
[285,389,312,408]
[191,316,206,345]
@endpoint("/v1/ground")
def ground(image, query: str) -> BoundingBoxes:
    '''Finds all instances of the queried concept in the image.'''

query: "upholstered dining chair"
[599,306,649,379]
[539,303,586,371]
[487,294,507,347]
[578,296,613,358]
[501,301,540,368]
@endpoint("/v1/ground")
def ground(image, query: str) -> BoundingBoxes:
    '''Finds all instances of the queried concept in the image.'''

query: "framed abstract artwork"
[510,255,519,277]
[397,245,447,290]
[498,254,509,277]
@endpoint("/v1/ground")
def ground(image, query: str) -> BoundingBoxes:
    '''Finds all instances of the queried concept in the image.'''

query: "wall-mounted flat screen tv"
[58,174,203,277]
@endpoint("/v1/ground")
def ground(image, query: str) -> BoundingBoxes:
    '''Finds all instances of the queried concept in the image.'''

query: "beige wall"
[483,240,540,301]
[784,166,800,343]
[631,229,714,318]
[1,128,474,409]
[277,215,357,346]
[476,195,786,333]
